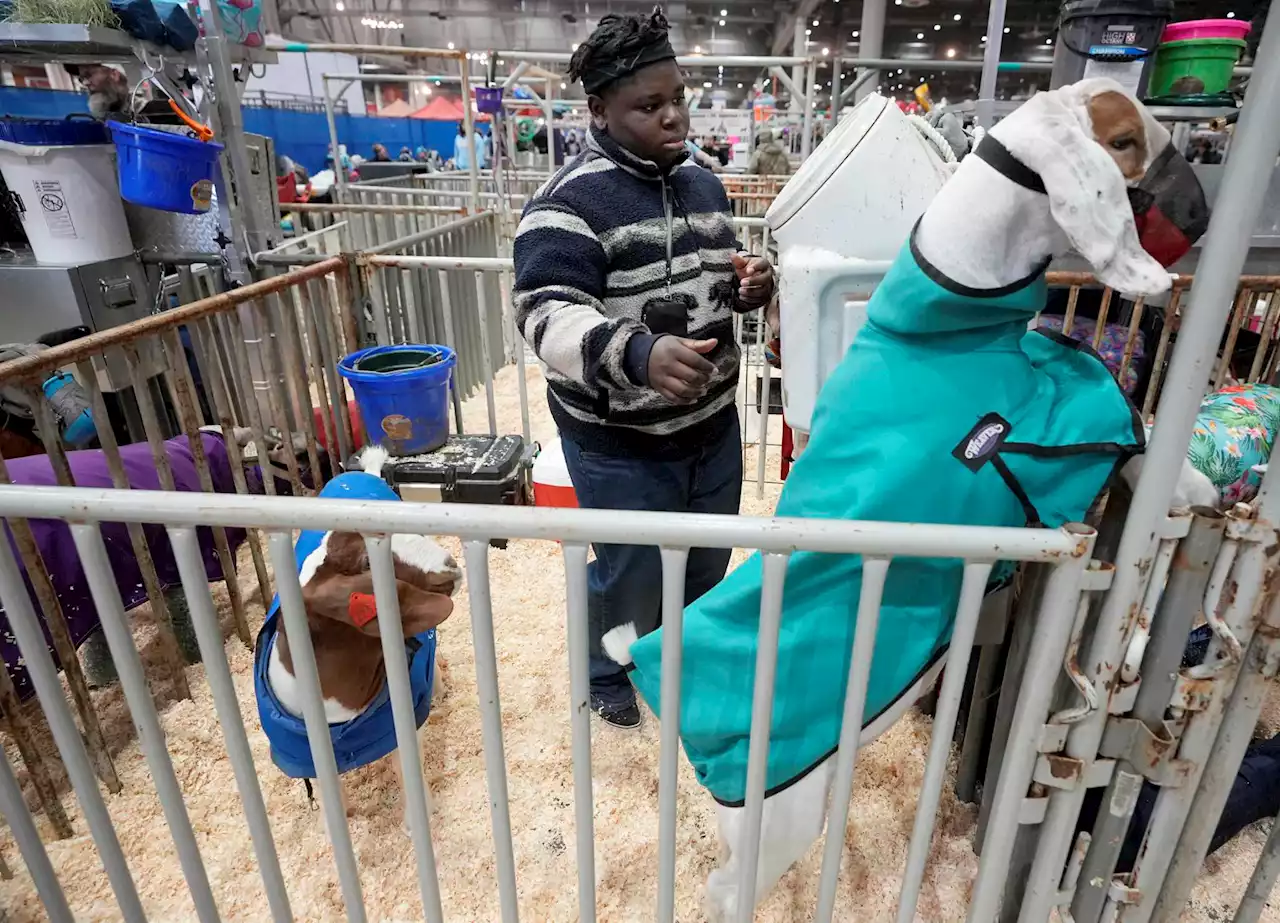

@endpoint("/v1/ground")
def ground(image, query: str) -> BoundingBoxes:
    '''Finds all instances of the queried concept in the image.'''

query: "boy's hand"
[732,252,775,307]
[648,337,718,404]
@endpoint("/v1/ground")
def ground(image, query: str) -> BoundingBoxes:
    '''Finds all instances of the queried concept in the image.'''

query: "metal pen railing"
[0,483,1092,922]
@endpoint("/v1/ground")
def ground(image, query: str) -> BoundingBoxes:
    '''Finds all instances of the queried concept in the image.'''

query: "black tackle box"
[369,435,537,506]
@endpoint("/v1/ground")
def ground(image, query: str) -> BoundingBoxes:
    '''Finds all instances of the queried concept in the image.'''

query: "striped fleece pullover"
[514,125,753,459]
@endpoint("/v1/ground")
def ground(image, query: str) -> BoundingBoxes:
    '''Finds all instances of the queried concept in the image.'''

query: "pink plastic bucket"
[1160,19,1252,42]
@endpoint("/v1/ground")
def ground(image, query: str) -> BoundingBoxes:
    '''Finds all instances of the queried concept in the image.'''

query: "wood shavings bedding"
[1,363,1276,922]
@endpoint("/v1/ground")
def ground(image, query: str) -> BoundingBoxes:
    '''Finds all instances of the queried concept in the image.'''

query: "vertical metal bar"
[311,278,355,462]
[160,329,251,645]
[69,523,221,923]
[461,56,480,213]
[1233,799,1280,923]
[474,272,498,434]
[0,658,72,837]
[272,292,325,484]
[0,529,144,920]
[814,557,891,922]
[656,546,690,923]
[437,270,465,434]
[187,321,273,605]
[0,452,122,790]
[251,299,305,496]
[266,531,367,923]
[967,526,1097,922]
[754,303,770,498]
[363,536,445,923]
[562,541,596,923]
[854,0,885,105]
[0,749,73,922]
[1141,286,1183,418]
[505,270,532,445]
[976,0,1009,127]
[896,562,993,923]
[1092,288,1114,351]
[298,280,342,478]
[800,61,816,161]
[734,551,791,923]
[463,540,520,923]
[1216,288,1253,387]
[74,357,195,692]
[212,320,275,500]
[1117,297,1146,387]
[167,527,293,923]
[1246,291,1279,383]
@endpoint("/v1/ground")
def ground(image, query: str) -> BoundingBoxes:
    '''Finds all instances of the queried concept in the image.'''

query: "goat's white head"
[300,530,461,638]
[989,78,1176,295]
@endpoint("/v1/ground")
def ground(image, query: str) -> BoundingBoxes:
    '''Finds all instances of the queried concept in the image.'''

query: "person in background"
[748,127,791,176]
[371,143,392,162]
[454,122,490,170]
[512,7,775,728]
[397,145,414,162]
[684,132,722,172]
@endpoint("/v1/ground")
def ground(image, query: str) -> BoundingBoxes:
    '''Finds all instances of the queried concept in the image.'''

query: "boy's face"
[590,59,690,169]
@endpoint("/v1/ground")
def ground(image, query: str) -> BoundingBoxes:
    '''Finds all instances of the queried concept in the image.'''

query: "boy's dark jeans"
[561,416,743,706]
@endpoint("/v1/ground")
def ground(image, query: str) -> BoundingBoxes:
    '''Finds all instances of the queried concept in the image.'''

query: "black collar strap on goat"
[974,134,1046,195]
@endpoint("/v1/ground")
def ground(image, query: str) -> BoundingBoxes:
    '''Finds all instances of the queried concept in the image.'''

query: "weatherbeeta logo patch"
[953,412,1012,472]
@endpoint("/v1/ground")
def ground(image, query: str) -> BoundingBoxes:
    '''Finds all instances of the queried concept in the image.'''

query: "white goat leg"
[704,757,837,921]
[1120,454,1218,510]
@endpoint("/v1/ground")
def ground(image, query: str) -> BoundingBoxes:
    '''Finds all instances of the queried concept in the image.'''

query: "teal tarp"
[628,234,1143,805]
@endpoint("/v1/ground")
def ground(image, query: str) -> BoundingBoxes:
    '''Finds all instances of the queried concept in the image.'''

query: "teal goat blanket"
[627,235,1144,805]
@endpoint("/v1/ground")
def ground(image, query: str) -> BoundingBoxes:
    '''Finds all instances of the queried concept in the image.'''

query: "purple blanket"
[2,434,252,699]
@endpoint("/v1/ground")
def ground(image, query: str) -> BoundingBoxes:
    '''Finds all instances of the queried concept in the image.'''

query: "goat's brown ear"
[302,572,452,636]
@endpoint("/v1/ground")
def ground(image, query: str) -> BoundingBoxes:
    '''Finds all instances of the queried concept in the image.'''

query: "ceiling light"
[1227,10,1236,17]
[561,81,567,89]
[933,24,941,31]
[852,30,859,37]
[704,81,713,88]
[334,0,343,9]
[1045,37,1053,44]
[572,42,579,50]
[953,13,961,20]
[916,32,924,38]
[813,19,820,26]
[981,34,987,41]
[694,44,703,52]
[805,28,811,35]
[447,41,455,49]
[822,47,829,55]
[737,82,743,88]
[945,48,956,57]
[813,83,821,90]
[1003,26,1010,33]
[720,7,727,14]
[718,18,725,25]
[897,68,903,74]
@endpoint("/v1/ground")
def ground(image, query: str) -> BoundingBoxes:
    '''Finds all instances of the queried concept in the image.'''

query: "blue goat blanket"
[628,234,1143,805]
[254,472,437,778]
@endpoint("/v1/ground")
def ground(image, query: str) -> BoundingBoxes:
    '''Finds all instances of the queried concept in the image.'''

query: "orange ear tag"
[349,592,378,628]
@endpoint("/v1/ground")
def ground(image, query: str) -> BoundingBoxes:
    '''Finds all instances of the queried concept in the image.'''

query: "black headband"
[580,38,677,96]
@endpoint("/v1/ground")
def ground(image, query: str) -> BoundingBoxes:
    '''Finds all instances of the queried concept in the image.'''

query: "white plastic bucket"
[0,140,134,264]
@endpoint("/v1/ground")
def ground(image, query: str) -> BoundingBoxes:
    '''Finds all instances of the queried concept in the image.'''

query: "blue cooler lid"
[0,117,110,146]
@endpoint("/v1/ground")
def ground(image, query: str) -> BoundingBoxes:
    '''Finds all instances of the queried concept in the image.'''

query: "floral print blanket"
[1185,384,1280,506]
[1039,315,1146,395]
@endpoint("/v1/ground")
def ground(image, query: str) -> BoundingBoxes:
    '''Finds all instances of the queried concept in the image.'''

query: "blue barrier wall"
[0,87,479,174]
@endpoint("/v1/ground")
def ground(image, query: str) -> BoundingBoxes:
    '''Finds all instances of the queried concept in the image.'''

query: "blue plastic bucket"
[108,122,223,214]
[338,344,456,456]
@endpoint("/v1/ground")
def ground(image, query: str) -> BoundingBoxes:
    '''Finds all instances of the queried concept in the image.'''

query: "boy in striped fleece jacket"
[513,7,775,728]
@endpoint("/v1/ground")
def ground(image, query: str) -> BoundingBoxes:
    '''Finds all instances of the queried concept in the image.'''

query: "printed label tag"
[190,179,214,211]
[349,592,378,628]
[952,412,1012,472]
[34,181,77,239]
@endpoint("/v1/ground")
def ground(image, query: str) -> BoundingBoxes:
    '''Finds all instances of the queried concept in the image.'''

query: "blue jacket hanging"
[626,230,1144,806]
[253,472,438,779]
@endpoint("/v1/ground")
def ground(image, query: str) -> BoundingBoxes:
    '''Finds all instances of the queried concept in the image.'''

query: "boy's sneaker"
[590,690,642,729]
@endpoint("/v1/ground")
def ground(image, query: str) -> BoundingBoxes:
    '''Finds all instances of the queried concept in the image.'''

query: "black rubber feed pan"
[353,349,444,373]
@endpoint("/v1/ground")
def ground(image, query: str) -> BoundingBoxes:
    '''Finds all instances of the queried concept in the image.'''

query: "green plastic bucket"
[1149,37,1246,96]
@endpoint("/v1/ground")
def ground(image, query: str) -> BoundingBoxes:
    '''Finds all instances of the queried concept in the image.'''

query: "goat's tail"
[358,445,391,478]
[601,622,638,667]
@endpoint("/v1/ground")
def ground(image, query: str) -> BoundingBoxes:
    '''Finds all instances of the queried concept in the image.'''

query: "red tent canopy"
[411,96,492,122]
